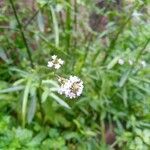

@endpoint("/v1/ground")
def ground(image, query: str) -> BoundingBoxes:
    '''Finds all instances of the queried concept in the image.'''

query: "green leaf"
[42,80,59,87]
[84,130,96,137]
[122,87,128,107]
[36,0,48,7]
[10,67,29,77]
[27,86,37,124]
[42,137,65,149]
[0,85,24,93]
[15,127,33,143]
[49,93,70,109]
[50,5,59,47]
[107,56,119,69]
[27,131,47,147]
[41,89,49,103]
[37,11,45,32]
[143,129,150,145]
[13,79,26,86]
[118,70,130,87]
[0,47,9,63]
[22,79,32,127]
[49,128,59,138]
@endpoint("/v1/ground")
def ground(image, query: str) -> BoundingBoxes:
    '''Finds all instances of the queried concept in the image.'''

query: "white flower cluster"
[58,76,84,99]
[47,55,84,99]
[47,55,64,69]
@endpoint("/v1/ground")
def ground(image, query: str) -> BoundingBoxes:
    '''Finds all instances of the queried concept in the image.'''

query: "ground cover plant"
[0,0,150,149]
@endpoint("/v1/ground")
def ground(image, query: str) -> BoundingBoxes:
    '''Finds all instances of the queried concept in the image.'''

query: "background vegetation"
[0,0,150,149]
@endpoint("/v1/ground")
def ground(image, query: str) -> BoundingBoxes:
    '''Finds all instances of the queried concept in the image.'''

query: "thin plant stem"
[74,0,77,49]
[24,9,39,28]
[66,0,72,53]
[9,0,34,68]
[0,26,19,31]
[78,33,95,74]
[59,11,65,31]
[24,3,48,28]
[100,118,106,145]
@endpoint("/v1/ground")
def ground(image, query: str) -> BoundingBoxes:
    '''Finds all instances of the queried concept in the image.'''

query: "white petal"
[52,55,57,60]
[47,61,53,67]
[54,64,61,69]
[58,59,64,65]
[141,61,146,67]
[118,59,124,65]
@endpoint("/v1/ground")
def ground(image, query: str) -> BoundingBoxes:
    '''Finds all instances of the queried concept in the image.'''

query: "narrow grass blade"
[37,10,45,32]
[41,89,49,103]
[27,86,37,124]
[50,6,59,47]
[119,70,130,87]
[22,79,32,127]
[49,93,70,109]
[0,85,24,93]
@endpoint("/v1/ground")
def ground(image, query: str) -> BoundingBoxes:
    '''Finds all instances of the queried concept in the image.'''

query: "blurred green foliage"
[0,0,150,149]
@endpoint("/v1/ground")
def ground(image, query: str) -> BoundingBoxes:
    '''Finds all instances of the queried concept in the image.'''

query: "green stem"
[0,26,19,31]
[101,118,106,145]
[66,0,72,53]
[24,3,47,28]
[74,0,77,49]
[9,0,34,68]
[78,33,94,74]
[24,9,39,28]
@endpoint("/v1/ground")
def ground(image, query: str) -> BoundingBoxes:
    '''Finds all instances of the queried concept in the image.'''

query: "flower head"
[57,76,83,99]
[47,55,64,69]
[118,58,124,65]
[140,60,146,68]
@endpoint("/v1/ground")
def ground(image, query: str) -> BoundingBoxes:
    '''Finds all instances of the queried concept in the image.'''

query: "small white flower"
[57,76,84,99]
[128,60,133,65]
[47,55,64,69]
[140,60,146,68]
[118,58,124,65]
